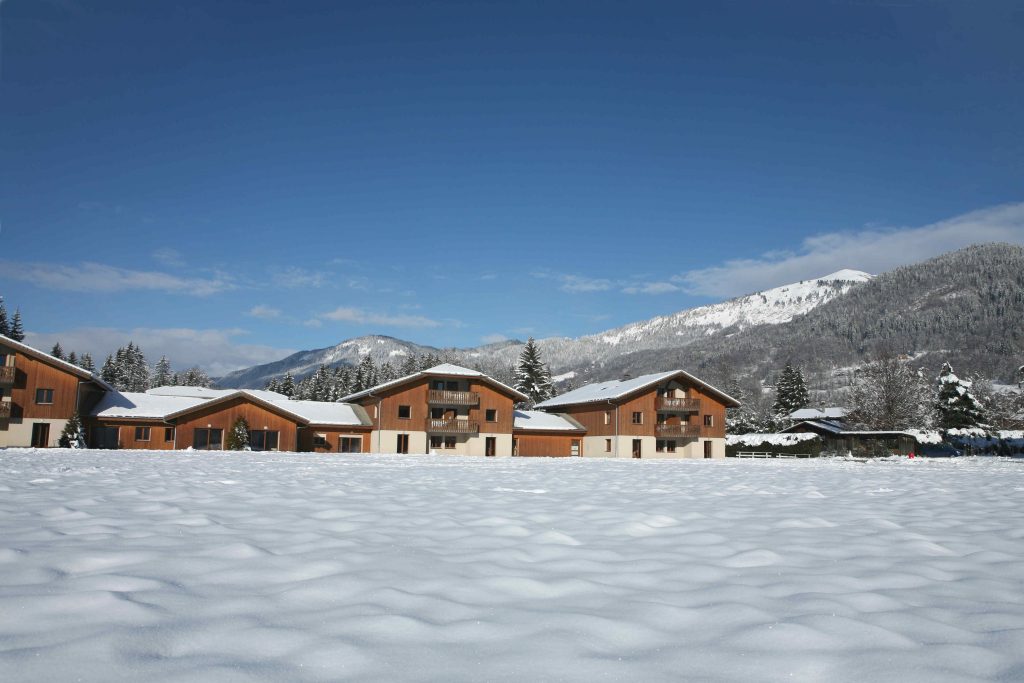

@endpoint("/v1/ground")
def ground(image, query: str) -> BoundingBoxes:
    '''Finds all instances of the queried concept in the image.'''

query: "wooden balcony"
[427,389,480,406]
[655,423,702,438]
[0,366,14,386]
[425,418,479,435]
[0,402,10,419]
[656,397,701,412]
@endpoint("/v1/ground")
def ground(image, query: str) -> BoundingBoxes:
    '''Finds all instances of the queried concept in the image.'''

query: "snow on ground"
[2,450,1024,682]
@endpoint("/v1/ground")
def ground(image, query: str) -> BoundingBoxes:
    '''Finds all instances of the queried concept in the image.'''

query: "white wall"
[0,418,69,448]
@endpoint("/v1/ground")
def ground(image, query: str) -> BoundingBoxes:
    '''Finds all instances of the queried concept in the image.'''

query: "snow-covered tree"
[0,299,9,337]
[265,377,281,392]
[80,353,95,373]
[514,338,553,406]
[771,363,809,418]
[9,310,25,342]
[972,376,1024,430]
[935,362,985,429]
[226,417,250,450]
[176,366,212,388]
[848,355,932,430]
[279,372,295,398]
[100,354,117,384]
[51,343,65,360]
[152,356,173,387]
[67,351,78,367]
[400,354,419,376]
[354,355,377,393]
[58,412,86,448]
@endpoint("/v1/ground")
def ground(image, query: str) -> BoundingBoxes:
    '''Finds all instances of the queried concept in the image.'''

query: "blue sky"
[2,0,1022,374]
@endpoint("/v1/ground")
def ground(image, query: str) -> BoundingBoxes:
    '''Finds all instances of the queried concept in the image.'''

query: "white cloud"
[272,267,329,289]
[316,306,442,328]
[622,281,681,295]
[674,202,1024,298]
[152,247,185,268]
[0,261,235,296]
[481,333,508,344]
[24,327,294,377]
[559,274,614,293]
[246,305,281,319]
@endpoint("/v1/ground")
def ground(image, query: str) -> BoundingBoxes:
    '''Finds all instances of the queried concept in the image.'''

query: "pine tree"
[265,377,281,393]
[400,354,419,376]
[279,372,295,398]
[51,343,65,360]
[355,355,377,393]
[772,363,810,418]
[9,310,24,341]
[152,356,173,387]
[80,353,95,373]
[0,299,9,337]
[58,412,86,448]
[935,362,985,429]
[178,367,212,387]
[514,338,553,406]
[226,416,250,450]
[67,351,78,367]
[100,354,117,385]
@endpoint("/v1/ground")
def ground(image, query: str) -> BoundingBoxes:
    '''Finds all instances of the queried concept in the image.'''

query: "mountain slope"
[218,270,871,388]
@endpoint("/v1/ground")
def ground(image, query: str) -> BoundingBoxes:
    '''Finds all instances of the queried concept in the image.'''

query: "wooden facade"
[299,426,372,453]
[92,419,177,450]
[172,397,301,451]
[366,376,517,435]
[4,349,82,421]
[514,432,582,457]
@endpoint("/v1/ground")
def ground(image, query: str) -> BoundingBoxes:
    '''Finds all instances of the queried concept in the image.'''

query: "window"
[704,441,713,459]
[312,433,328,448]
[444,436,456,449]
[249,430,279,451]
[398,405,411,419]
[485,409,497,422]
[632,411,643,425]
[340,436,362,453]
[35,388,54,404]
[193,428,223,450]
[571,439,581,457]
[657,440,676,453]
[430,435,443,449]
[433,380,445,390]
[605,438,612,452]
[135,426,151,442]
[164,427,175,443]
[396,434,409,454]
[604,411,611,425]
[446,381,458,391]
[430,407,444,419]
[704,414,714,427]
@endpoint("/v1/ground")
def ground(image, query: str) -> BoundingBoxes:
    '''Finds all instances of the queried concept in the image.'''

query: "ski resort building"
[533,371,740,459]
[1,336,739,458]
[0,335,110,448]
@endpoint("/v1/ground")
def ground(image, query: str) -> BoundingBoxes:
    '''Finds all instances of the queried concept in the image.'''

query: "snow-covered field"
[2,450,1024,682]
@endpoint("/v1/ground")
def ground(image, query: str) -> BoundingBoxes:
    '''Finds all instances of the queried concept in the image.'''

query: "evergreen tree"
[178,366,212,387]
[935,362,985,429]
[265,377,281,393]
[279,372,295,398]
[100,354,117,385]
[123,343,150,391]
[58,412,87,448]
[771,363,810,418]
[9,310,25,341]
[514,338,553,406]
[226,417,251,450]
[67,351,78,366]
[400,354,419,376]
[355,355,377,393]
[0,299,8,337]
[80,353,95,373]
[51,343,65,360]
[378,362,397,384]
[152,356,173,387]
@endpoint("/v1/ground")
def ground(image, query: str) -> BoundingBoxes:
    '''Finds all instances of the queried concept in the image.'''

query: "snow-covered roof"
[147,386,288,401]
[91,391,209,420]
[535,370,740,409]
[0,334,113,391]
[342,363,528,402]
[726,433,820,447]
[788,407,848,420]
[280,400,371,427]
[513,410,585,432]
[781,419,847,434]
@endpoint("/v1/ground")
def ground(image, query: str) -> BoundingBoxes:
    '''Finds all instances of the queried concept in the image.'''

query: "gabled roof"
[789,407,848,420]
[91,391,208,420]
[513,410,585,432]
[535,370,740,409]
[163,389,313,423]
[0,334,113,390]
[147,385,288,401]
[781,419,847,434]
[341,363,528,402]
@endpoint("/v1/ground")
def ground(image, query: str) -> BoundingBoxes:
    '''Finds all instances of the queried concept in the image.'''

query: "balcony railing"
[427,389,480,406]
[655,423,702,438]
[656,397,701,412]
[425,418,479,434]
[0,402,10,419]
[0,366,14,386]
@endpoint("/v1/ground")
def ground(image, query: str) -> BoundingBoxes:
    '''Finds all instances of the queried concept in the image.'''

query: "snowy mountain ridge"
[217,270,872,388]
